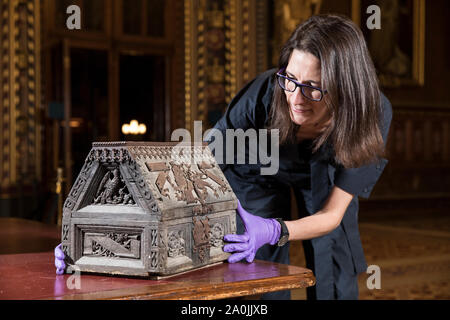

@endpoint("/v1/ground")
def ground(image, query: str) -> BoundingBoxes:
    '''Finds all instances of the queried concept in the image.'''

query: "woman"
[55,14,391,300]
[207,14,392,299]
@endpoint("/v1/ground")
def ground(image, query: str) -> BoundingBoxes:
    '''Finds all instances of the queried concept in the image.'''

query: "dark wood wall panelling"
[370,0,450,200]
[314,0,450,201]
[372,108,450,200]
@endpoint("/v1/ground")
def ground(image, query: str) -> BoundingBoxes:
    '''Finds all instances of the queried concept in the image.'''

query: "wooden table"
[0,252,315,300]
[0,218,315,300]
[0,217,61,254]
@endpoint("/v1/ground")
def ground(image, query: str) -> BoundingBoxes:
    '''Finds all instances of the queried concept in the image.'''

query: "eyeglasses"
[276,69,327,102]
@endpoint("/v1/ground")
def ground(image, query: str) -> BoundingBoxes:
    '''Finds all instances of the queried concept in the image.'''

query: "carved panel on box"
[93,168,136,205]
[149,228,159,270]
[83,232,141,259]
[128,160,154,202]
[87,146,131,163]
[62,224,69,241]
[193,216,211,263]
[149,161,227,205]
[168,230,186,258]
[63,160,98,213]
[61,245,69,256]
[209,222,225,248]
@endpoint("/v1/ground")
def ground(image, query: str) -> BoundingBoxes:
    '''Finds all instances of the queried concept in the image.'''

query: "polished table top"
[0,217,61,254]
[0,217,315,300]
[0,252,315,300]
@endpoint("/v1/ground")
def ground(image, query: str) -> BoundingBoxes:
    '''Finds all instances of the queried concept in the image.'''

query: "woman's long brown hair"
[268,14,385,168]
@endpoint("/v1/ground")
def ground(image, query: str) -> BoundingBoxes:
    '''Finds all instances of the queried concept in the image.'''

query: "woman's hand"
[223,201,281,263]
[54,244,66,275]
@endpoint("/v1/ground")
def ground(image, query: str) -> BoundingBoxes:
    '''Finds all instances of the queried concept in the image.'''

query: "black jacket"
[206,69,393,273]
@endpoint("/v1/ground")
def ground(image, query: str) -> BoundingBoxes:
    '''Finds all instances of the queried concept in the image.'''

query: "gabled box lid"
[69,142,237,221]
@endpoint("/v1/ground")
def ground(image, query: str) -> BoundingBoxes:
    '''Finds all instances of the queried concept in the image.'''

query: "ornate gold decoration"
[224,0,266,103]
[196,0,207,127]
[254,0,269,75]
[184,0,193,132]
[272,0,322,67]
[184,0,209,133]
[242,0,250,84]
[0,0,10,188]
[184,1,265,128]
[0,0,41,193]
[224,0,238,103]
[185,1,231,130]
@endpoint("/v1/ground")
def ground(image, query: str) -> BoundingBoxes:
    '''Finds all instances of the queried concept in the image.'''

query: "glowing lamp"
[122,120,147,135]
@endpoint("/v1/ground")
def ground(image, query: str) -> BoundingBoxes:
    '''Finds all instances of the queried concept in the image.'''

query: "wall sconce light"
[122,119,147,135]
[60,117,83,128]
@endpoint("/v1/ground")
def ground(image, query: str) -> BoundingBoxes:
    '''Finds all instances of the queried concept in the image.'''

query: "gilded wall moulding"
[272,0,322,67]
[0,0,41,193]
[184,0,267,130]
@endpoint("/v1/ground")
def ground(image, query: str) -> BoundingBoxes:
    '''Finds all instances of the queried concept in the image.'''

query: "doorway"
[119,54,167,142]
[69,48,109,183]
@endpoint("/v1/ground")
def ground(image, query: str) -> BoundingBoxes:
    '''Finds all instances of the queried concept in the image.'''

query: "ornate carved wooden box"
[61,142,237,277]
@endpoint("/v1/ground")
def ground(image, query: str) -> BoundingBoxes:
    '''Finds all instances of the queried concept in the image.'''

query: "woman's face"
[284,49,329,126]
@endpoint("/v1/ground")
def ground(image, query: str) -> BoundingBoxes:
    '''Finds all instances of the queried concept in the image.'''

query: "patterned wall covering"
[183,0,322,131]
[184,0,269,132]
[0,0,42,196]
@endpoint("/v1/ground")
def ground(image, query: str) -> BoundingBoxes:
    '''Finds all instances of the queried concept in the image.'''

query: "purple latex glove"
[223,200,281,263]
[54,244,66,275]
